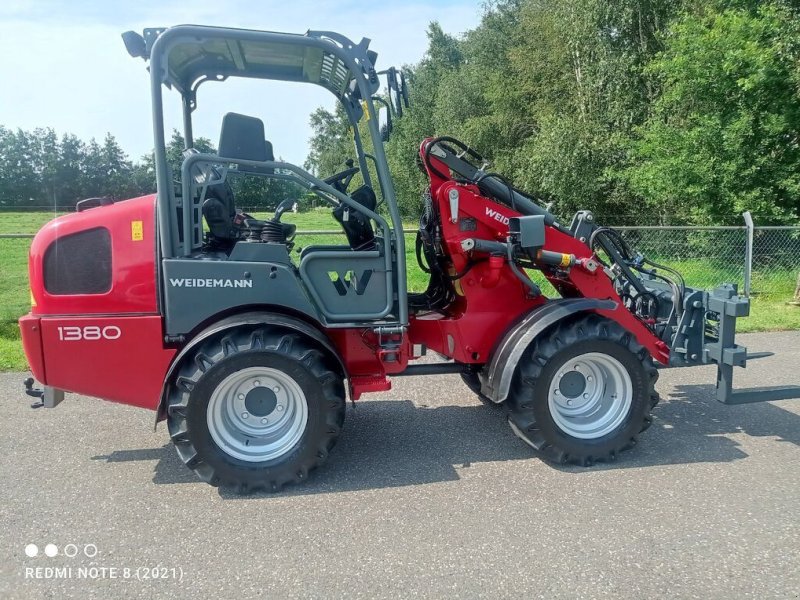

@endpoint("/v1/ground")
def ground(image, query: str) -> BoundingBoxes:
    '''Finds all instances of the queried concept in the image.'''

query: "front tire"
[167,327,346,493]
[506,315,659,466]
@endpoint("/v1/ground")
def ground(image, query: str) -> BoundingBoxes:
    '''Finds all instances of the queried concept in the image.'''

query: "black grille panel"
[43,228,112,295]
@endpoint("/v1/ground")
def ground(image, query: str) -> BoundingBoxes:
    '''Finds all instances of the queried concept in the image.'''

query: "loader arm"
[418,137,800,406]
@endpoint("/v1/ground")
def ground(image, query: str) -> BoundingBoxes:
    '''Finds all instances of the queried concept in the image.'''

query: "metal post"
[794,272,800,305]
[182,95,194,149]
[743,211,754,298]
[149,38,174,259]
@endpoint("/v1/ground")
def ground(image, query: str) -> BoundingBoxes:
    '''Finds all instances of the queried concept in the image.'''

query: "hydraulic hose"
[507,240,541,297]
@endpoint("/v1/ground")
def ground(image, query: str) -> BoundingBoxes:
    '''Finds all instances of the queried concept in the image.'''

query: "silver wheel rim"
[547,352,633,439]
[207,366,308,462]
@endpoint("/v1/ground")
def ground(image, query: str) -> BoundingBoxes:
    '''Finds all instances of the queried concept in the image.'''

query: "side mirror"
[386,67,403,118]
[392,87,403,118]
[378,106,392,142]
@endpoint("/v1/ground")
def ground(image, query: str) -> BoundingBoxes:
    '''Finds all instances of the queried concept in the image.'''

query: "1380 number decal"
[57,326,122,341]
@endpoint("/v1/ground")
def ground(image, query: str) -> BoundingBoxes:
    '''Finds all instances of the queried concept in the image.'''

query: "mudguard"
[154,311,346,425]
[480,298,617,403]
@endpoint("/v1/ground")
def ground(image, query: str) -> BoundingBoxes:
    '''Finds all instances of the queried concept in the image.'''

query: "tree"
[304,106,351,177]
[80,138,109,200]
[164,129,216,178]
[378,1,686,220]
[99,133,134,199]
[0,128,43,207]
[129,129,218,197]
[625,3,800,224]
[383,22,471,216]
[56,133,86,207]
[130,152,157,197]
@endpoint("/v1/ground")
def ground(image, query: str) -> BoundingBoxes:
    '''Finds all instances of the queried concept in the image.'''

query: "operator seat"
[202,183,237,242]
[201,112,274,245]
[332,184,378,250]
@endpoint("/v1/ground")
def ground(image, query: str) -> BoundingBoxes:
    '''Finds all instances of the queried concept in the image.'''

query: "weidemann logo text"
[169,278,253,288]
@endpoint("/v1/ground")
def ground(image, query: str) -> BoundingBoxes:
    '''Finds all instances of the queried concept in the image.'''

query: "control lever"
[273,198,294,222]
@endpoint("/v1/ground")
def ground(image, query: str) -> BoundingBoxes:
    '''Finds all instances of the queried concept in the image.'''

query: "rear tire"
[167,327,346,493]
[506,315,659,466]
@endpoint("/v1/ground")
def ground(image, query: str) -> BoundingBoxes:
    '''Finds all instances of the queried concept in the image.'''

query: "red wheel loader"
[19,25,800,492]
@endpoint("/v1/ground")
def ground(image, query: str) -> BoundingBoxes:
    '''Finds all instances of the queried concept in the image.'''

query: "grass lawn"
[0,210,71,234]
[1,209,797,371]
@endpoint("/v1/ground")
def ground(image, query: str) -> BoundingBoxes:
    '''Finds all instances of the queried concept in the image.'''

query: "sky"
[0,0,482,166]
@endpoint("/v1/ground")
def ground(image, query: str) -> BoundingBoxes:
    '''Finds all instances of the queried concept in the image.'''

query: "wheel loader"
[19,25,800,492]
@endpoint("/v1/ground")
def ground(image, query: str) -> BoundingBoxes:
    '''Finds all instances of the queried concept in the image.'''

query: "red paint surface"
[29,194,158,316]
[39,315,175,410]
[24,195,172,409]
[19,315,45,383]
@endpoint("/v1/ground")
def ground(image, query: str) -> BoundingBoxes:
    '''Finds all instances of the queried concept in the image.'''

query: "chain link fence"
[616,226,800,299]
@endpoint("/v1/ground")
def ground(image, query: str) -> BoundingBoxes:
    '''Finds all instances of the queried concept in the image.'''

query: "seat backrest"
[332,185,377,250]
[219,113,268,162]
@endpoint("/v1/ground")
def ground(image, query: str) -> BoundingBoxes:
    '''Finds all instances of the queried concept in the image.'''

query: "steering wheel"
[323,163,360,193]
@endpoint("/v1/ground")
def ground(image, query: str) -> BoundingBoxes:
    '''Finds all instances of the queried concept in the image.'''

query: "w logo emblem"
[328,270,373,296]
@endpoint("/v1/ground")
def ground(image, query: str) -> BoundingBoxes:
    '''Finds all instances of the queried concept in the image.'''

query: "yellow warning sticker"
[361,101,370,120]
[131,220,144,241]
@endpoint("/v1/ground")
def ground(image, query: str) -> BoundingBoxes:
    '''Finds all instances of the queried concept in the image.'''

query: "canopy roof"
[168,39,351,96]
[142,26,376,101]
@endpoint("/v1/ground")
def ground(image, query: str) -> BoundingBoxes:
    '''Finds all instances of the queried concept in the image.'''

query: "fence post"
[742,211,754,298]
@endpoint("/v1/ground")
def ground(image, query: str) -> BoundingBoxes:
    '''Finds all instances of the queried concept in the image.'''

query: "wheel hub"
[207,366,308,462]
[557,370,586,398]
[244,386,278,417]
[548,352,633,439]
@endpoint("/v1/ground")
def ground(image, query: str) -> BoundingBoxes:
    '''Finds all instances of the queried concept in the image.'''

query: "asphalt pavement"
[1,330,799,599]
